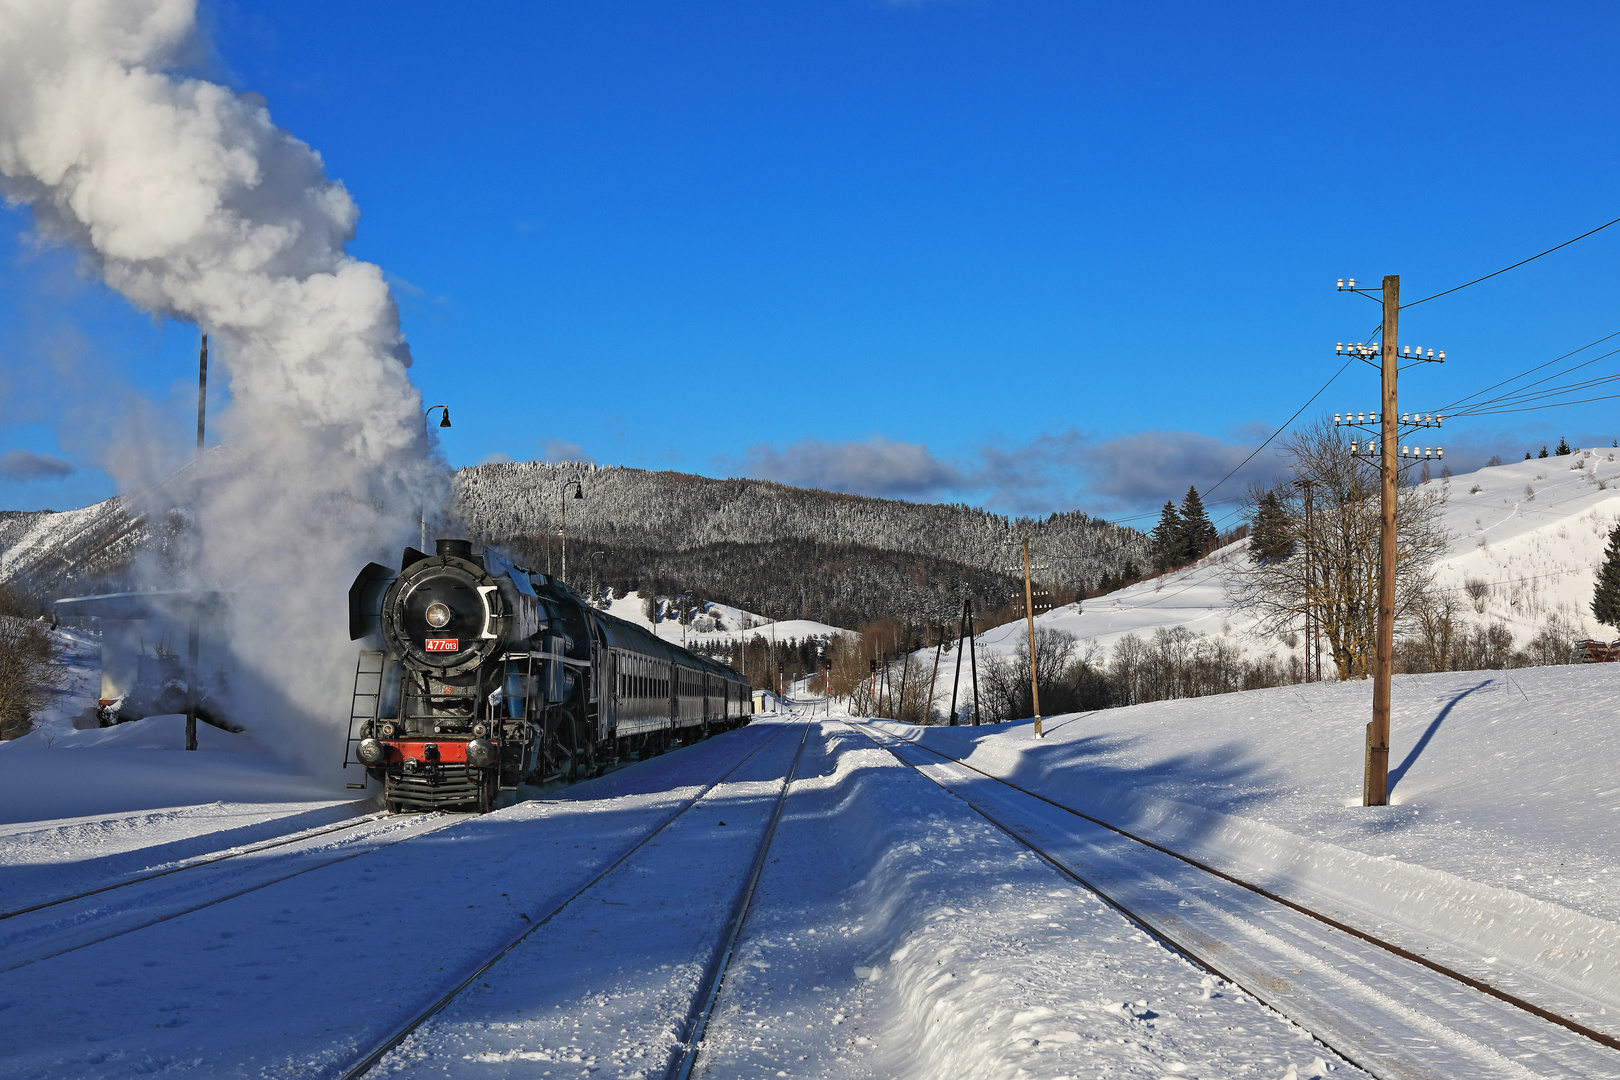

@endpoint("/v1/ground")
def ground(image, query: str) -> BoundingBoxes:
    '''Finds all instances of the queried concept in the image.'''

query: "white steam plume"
[0,0,444,772]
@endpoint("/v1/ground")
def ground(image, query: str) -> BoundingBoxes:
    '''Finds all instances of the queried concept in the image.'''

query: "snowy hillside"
[966,448,1620,669]
[455,461,1151,592]
[593,591,846,648]
[455,461,1152,626]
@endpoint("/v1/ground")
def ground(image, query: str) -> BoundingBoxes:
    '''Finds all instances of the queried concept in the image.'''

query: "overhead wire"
[1436,329,1620,413]
[1453,390,1620,417]
[1402,215,1620,309]
[1457,351,1620,409]
[1199,356,1355,503]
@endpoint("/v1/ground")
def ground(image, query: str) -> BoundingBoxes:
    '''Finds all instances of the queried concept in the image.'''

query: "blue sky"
[4,1,1620,531]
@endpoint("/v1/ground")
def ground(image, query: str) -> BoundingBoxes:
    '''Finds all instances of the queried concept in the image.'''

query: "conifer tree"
[1593,523,1620,629]
[1150,501,1184,571]
[1556,436,1573,456]
[1248,490,1294,563]
[1178,485,1217,563]
[1539,446,1550,458]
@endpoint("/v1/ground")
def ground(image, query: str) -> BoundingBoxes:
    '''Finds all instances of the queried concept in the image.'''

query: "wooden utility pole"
[926,628,944,725]
[896,635,911,722]
[1022,538,1043,737]
[1367,275,1399,807]
[1302,480,1316,683]
[948,600,967,726]
[186,333,208,753]
[966,598,981,726]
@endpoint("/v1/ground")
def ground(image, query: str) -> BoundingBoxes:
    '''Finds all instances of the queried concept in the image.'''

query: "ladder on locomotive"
[343,650,385,789]
[499,651,539,790]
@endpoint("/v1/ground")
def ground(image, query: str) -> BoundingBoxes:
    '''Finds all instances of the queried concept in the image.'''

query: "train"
[344,538,751,812]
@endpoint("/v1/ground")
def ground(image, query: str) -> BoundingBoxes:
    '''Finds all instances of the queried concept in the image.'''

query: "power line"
[1403,214,1620,309]
[1437,329,1620,413]
[1453,390,1620,417]
[1454,352,1620,413]
[1200,357,1355,502]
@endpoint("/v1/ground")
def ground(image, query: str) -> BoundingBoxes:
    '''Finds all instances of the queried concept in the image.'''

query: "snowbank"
[879,660,1620,1032]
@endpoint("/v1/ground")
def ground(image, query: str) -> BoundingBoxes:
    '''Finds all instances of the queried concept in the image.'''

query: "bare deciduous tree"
[1226,419,1449,679]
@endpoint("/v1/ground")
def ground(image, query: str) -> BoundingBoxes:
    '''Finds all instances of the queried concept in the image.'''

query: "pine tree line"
[1148,485,1218,572]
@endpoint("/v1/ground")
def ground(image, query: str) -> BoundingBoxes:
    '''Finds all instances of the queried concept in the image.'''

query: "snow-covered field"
[967,448,1620,668]
[5,660,1620,1075]
[6,453,1620,1076]
[0,714,1367,1080]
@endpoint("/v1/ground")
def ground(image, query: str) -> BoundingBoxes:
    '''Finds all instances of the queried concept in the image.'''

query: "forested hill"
[454,462,1151,629]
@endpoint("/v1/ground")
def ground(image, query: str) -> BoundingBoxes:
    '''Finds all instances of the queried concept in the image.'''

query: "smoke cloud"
[0,0,442,772]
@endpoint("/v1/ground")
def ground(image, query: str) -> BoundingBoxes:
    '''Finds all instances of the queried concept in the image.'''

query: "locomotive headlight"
[356,738,386,766]
[466,738,497,767]
[425,602,452,629]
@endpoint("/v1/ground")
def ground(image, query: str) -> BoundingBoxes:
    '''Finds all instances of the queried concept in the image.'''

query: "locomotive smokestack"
[435,539,474,560]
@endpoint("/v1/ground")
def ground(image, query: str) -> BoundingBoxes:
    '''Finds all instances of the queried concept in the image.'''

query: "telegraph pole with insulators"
[1333,276,1446,805]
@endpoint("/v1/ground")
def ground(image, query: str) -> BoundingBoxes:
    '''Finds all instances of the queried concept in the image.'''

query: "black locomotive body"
[344,538,751,812]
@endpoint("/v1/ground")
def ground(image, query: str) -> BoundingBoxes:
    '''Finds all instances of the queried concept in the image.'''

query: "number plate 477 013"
[425,638,460,653]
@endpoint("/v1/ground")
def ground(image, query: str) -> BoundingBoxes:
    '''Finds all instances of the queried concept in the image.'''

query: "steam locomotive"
[344,538,751,812]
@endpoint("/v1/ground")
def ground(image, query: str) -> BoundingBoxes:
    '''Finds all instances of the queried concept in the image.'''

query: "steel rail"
[337,720,797,1080]
[849,721,1620,1068]
[0,811,468,974]
[668,719,814,1080]
[6,728,701,925]
[0,809,396,921]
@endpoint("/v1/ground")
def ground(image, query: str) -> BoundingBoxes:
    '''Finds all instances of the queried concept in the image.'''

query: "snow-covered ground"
[0,716,1366,1080]
[0,628,350,827]
[966,448,1620,668]
[7,661,1620,1075]
[7,453,1620,1077]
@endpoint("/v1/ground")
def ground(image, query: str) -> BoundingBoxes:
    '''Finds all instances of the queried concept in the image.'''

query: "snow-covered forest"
[456,461,1152,627]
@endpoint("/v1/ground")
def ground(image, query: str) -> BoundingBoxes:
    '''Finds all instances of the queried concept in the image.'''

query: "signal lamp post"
[559,478,584,581]
[421,405,451,551]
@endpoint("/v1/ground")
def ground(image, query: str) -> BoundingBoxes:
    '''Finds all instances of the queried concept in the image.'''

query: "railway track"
[850,721,1620,1080]
[0,808,461,972]
[0,721,755,973]
[668,717,813,1080]
[0,808,395,921]
[338,718,812,1080]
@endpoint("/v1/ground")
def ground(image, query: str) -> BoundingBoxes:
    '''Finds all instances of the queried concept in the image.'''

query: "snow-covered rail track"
[338,719,811,1080]
[0,810,460,972]
[851,721,1620,1080]
[0,810,393,921]
[667,717,813,1080]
